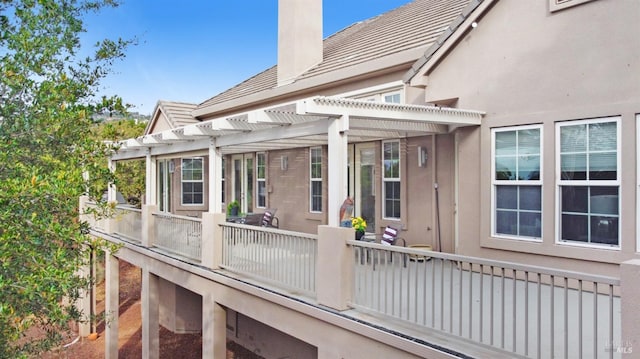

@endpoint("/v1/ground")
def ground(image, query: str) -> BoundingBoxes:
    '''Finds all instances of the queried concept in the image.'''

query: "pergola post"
[327,115,349,227]
[145,149,156,205]
[208,137,222,213]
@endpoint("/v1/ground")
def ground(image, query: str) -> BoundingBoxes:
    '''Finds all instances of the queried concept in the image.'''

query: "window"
[557,117,620,246]
[383,92,401,104]
[549,0,596,12]
[181,158,204,205]
[492,126,542,239]
[383,141,401,219]
[256,153,266,208]
[221,158,225,205]
[310,147,322,212]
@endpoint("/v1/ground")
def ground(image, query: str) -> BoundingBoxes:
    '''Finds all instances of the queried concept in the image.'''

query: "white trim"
[490,124,543,241]
[555,116,621,248]
[309,147,323,213]
[637,114,640,253]
[382,140,401,220]
[181,157,205,206]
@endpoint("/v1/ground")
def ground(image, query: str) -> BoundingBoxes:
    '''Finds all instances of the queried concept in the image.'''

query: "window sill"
[481,235,623,264]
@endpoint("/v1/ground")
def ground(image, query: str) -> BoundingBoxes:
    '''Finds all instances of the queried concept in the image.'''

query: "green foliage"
[93,118,146,205]
[0,0,132,357]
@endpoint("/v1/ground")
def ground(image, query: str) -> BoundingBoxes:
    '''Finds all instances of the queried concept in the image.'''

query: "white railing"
[220,222,318,297]
[113,206,142,242]
[83,201,108,232]
[349,241,621,359]
[153,213,202,262]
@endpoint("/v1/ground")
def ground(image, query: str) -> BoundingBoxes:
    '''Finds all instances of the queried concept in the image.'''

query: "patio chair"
[261,208,279,228]
[372,226,407,269]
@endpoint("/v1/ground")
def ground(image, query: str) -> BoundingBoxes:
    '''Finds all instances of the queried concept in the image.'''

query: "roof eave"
[192,47,428,119]
[404,0,497,85]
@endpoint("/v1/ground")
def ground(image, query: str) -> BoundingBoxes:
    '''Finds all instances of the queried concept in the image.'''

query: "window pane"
[258,182,266,208]
[384,142,399,178]
[496,186,517,209]
[560,153,587,180]
[495,157,516,180]
[560,124,586,153]
[562,186,588,213]
[384,182,401,218]
[520,212,541,237]
[518,129,540,156]
[518,154,540,180]
[496,210,517,236]
[561,214,588,242]
[589,152,617,180]
[589,122,616,151]
[311,181,322,212]
[591,216,618,245]
[590,187,618,215]
[495,131,516,156]
[519,186,541,211]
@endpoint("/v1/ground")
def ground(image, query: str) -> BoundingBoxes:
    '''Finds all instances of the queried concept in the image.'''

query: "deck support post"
[142,268,159,359]
[104,250,120,359]
[317,225,353,310]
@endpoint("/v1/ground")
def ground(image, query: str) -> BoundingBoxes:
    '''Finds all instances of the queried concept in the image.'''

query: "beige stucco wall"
[421,0,640,274]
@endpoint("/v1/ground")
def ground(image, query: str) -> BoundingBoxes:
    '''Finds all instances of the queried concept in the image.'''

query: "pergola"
[110,96,484,226]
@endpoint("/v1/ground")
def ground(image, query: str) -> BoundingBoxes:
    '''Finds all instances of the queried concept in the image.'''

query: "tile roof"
[197,0,472,112]
[157,100,199,128]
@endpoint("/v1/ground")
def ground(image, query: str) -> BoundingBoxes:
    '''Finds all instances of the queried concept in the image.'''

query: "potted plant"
[227,200,240,216]
[351,216,367,240]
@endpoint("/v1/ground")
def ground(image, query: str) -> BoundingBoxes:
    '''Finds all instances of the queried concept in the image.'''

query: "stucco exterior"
[420,0,640,274]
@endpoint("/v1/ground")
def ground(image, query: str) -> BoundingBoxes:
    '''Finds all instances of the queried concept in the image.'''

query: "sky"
[82,0,412,116]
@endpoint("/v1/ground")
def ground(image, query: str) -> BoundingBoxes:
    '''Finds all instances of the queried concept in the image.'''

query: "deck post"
[620,259,640,355]
[326,115,349,227]
[317,225,353,310]
[201,212,225,269]
[142,268,159,359]
[141,204,157,248]
[202,292,227,358]
[104,250,119,359]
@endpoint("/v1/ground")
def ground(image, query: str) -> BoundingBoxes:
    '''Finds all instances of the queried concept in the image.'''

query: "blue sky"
[83,1,411,115]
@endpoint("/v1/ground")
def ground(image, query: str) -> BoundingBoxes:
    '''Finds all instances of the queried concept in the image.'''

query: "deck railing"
[113,206,142,242]
[152,213,202,262]
[349,241,621,359]
[220,222,318,297]
[83,201,108,232]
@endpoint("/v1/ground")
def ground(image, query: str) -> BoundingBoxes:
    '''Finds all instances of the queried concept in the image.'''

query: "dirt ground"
[44,261,261,359]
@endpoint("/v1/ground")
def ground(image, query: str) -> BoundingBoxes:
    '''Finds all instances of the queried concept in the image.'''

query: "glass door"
[231,154,254,214]
[355,144,376,232]
[157,159,172,212]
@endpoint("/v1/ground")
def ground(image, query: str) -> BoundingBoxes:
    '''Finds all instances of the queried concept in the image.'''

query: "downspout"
[432,134,442,252]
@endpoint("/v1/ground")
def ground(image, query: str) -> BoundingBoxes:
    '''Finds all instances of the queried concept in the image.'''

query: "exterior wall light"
[418,146,427,167]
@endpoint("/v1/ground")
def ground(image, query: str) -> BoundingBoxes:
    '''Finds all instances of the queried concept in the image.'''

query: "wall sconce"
[281,156,288,171]
[418,146,427,167]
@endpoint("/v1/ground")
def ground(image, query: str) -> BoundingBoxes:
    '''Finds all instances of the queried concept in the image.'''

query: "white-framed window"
[492,125,542,240]
[310,147,322,212]
[382,91,401,104]
[556,116,620,247]
[383,140,401,219]
[181,157,204,205]
[256,153,266,208]
[549,0,596,12]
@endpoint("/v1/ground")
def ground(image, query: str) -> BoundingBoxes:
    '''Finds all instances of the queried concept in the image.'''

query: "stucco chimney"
[277,0,323,86]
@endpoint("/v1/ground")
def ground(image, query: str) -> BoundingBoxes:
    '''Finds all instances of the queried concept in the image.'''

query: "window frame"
[491,124,543,241]
[181,157,204,206]
[309,147,323,213]
[555,116,621,249]
[382,140,401,220]
[256,152,266,209]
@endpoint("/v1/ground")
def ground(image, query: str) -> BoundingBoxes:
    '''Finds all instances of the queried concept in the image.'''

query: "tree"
[0,1,131,357]
[92,114,147,205]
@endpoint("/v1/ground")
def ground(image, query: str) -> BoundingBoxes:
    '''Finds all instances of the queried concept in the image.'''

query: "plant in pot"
[227,200,240,216]
[351,216,367,240]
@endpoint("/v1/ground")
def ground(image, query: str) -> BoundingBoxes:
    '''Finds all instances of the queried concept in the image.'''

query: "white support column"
[145,149,156,205]
[202,293,227,358]
[208,137,223,213]
[104,250,119,359]
[142,268,159,359]
[327,115,349,226]
[317,225,353,310]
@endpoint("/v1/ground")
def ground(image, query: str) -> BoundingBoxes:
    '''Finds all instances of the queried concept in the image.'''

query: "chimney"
[277,0,323,86]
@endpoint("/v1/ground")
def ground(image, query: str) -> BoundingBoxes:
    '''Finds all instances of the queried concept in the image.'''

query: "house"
[85,0,640,357]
